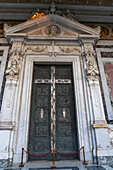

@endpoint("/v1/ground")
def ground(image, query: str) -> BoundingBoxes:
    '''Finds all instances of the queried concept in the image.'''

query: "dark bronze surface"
[28,64,78,160]
[28,65,51,160]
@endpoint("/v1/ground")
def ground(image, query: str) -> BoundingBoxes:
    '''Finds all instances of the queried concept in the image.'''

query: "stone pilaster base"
[95,156,113,165]
[0,158,12,168]
[0,159,8,168]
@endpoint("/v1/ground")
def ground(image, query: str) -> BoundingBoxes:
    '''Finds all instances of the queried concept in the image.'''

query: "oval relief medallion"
[45,25,61,36]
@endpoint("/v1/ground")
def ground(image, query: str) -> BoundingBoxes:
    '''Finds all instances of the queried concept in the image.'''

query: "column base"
[0,159,8,168]
[96,149,113,164]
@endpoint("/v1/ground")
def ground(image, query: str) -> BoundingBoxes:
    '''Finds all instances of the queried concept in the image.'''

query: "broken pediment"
[5,14,100,39]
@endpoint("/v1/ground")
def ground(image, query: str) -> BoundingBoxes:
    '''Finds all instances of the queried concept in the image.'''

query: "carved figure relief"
[5,42,25,84]
[85,47,99,80]
[6,59,20,81]
[86,59,99,77]
[45,25,61,36]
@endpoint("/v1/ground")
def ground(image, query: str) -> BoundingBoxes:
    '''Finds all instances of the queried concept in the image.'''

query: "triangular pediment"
[5,14,100,39]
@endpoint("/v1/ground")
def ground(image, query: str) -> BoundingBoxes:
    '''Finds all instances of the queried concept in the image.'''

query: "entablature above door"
[5,14,100,43]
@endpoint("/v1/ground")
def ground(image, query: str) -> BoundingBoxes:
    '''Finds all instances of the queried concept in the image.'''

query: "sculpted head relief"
[6,58,20,81]
[86,58,99,77]
[46,25,61,36]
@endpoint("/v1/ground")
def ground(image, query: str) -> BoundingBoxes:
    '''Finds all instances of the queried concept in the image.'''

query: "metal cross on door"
[28,64,78,161]
[35,66,71,150]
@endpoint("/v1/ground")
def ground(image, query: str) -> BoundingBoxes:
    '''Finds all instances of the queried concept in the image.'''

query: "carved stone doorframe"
[13,50,90,163]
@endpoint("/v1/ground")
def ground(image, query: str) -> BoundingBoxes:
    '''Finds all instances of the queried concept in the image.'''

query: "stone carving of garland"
[25,46,47,53]
[59,47,81,54]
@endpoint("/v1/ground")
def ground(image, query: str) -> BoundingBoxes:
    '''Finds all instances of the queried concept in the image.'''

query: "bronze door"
[28,64,78,161]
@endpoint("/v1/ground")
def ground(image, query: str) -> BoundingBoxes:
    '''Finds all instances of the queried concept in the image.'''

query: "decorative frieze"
[25,46,47,54]
[59,46,81,54]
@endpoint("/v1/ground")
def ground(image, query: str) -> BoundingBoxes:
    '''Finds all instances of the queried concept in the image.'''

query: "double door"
[28,64,78,160]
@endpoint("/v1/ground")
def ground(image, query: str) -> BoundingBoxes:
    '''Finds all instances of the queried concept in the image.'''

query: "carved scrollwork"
[59,46,81,54]
[25,46,47,53]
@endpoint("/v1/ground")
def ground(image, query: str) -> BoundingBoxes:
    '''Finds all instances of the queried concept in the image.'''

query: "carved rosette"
[6,43,24,85]
[85,47,99,81]
[59,46,81,54]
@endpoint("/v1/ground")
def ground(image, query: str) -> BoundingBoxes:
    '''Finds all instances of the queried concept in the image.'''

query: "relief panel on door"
[28,64,78,160]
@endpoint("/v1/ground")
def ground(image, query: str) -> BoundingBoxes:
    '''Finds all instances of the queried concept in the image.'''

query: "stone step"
[2,166,113,170]
[1,161,113,170]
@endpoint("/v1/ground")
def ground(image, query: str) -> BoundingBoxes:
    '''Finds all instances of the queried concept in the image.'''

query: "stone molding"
[91,124,109,129]
[0,121,15,130]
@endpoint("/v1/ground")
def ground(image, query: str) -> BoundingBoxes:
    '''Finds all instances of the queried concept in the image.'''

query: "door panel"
[28,64,78,161]
[28,65,51,160]
[56,66,78,160]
